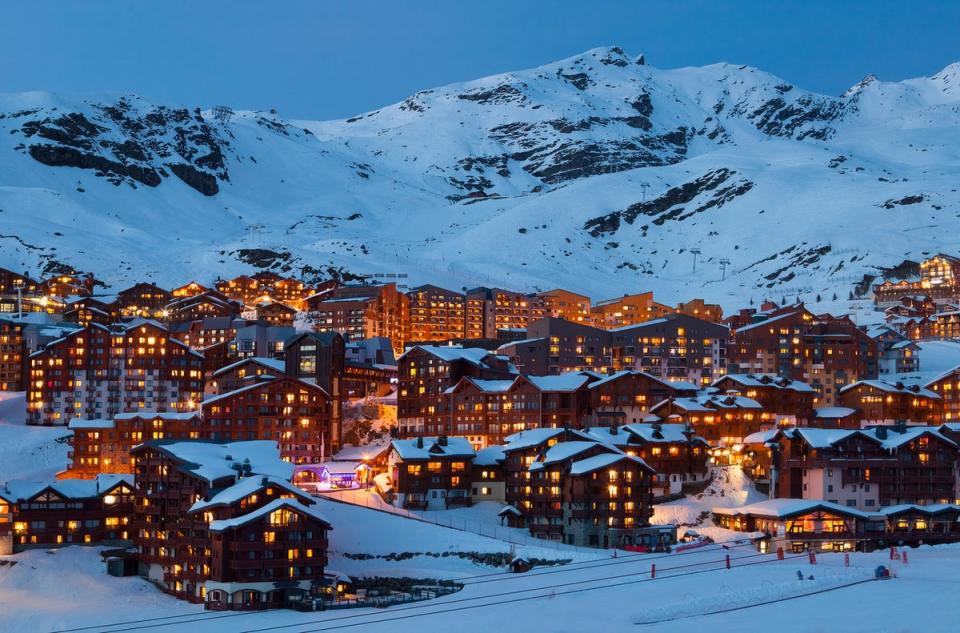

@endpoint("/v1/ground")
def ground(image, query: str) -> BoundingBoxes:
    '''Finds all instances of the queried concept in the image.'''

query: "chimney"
[438,435,448,447]
[416,437,424,449]
[609,425,618,435]
[875,426,888,440]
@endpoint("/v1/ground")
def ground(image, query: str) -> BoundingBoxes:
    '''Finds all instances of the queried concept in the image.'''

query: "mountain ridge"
[1,46,959,310]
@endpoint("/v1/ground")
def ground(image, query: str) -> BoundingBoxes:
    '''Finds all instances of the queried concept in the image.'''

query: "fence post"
[902,551,908,566]
[844,553,850,567]
[777,547,784,561]
[725,554,731,569]
[808,550,817,565]
[651,563,656,579]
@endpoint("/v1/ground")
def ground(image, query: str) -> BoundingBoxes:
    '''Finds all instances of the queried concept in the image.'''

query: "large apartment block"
[27,320,204,426]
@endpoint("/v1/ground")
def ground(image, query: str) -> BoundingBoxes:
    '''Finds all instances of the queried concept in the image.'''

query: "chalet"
[216,273,311,309]
[64,412,203,478]
[811,406,861,429]
[171,281,212,298]
[713,500,872,553]
[255,301,297,327]
[838,380,940,425]
[873,254,960,306]
[201,376,337,463]
[712,374,816,425]
[582,423,710,497]
[715,499,960,552]
[772,425,960,508]
[397,345,516,437]
[514,438,659,548]
[387,436,475,509]
[114,282,172,318]
[648,394,770,447]
[0,474,134,554]
[133,439,332,609]
[169,316,251,351]
[584,370,697,427]
[209,357,286,395]
[728,305,878,405]
[62,296,114,325]
[164,291,241,323]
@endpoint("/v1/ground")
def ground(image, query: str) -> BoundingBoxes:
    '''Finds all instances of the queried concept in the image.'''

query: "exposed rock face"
[14,96,228,193]
[583,169,754,237]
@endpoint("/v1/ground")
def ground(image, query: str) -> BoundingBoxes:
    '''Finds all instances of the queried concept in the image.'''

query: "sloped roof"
[568,453,654,476]
[712,499,870,520]
[839,380,939,399]
[208,498,331,532]
[137,439,294,483]
[189,475,310,513]
[390,436,475,460]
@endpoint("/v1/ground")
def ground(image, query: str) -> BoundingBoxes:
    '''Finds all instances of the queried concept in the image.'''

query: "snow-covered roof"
[732,311,801,334]
[923,365,960,388]
[446,377,515,394]
[390,436,475,460]
[789,428,871,449]
[712,498,870,519]
[189,475,310,513]
[474,445,506,466]
[813,407,858,419]
[742,429,783,445]
[213,356,286,377]
[68,418,116,430]
[332,443,390,462]
[523,373,593,392]
[208,498,331,532]
[142,440,294,483]
[502,427,594,452]
[608,317,670,332]
[839,380,939,399]
[114,411,199,421]
[583,423,705,446]
[568,453,653,476]
[1,474,133,502]
[200,380,279,407]
[649,394,763,413]
[876,503,960,517]
[586,370,687,392]
[715,373,816,393]
[496,337,545,351]
[529,441,613,471]
[398,345,494,365]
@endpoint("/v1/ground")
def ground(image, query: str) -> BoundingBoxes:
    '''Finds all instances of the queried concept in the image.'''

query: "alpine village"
[1,251,960,611]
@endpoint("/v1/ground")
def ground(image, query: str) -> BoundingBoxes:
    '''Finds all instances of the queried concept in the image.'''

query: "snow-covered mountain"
[2,46,959,309]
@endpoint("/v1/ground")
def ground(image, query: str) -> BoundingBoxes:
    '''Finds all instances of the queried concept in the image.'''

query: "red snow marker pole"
[808,550,817,565]
[902,551,908,565]
[725,554,731,569]
[844,553,850,567]
[777,547,784,560]
[651,563,656,579]
[890,546,897,560]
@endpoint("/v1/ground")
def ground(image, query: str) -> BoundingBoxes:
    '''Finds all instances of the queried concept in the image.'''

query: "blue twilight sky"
[1,0,958,120]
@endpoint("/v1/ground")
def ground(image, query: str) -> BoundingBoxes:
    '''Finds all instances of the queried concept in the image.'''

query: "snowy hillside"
[2,47,960,308]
